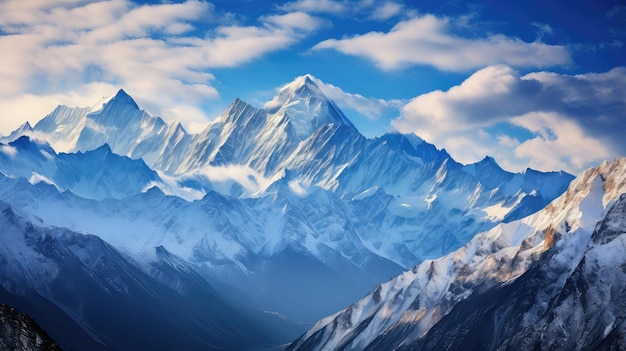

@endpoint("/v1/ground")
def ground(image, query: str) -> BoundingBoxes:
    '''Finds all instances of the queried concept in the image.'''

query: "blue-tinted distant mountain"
[0,199,301,350]
[289,158,626,351]
[2,75,575,324]
[0,136,160,200]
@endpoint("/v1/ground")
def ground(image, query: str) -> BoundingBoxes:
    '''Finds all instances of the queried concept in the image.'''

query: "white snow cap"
[264,74,354,140]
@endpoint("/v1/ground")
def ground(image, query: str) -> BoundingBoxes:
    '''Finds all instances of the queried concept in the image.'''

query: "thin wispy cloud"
[369,1,405,21]
[314,14,572,71]
[279,0,351,15]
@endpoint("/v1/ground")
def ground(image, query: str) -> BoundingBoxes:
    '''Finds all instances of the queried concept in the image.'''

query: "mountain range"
[289,158,626,351]
[0,74,579,349]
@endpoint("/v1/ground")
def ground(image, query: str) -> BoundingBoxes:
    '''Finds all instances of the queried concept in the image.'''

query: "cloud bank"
[392,65,625,174]
[0,0,324,133]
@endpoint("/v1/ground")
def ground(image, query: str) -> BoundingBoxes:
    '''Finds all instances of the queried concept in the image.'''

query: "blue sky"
[0,0,624,174]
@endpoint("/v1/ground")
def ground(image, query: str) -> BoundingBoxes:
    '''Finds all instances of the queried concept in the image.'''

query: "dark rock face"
[0,303,62,351]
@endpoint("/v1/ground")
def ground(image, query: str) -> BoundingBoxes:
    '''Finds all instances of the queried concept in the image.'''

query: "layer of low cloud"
[314,14,571,71]
[0,0,324,134]
[392,65,625,174]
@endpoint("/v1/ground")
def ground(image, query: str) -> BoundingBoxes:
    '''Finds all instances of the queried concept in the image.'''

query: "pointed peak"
[293,73,317,88]
[472,155,504,173]
[291,74,323,94]
[93,143,112,153]
[479,155,497,164]
[264,74,327,112]
[2,121,34,143]
[110,89,138,108]
[19,121,33,131]
[89,88,139,113]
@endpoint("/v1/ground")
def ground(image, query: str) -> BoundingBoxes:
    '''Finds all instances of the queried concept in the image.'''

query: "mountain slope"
[0,136,161,200]
[289,157,626,351]
[0,172,404,322]
[1,75,574,323]
[0,200,299,350]
[0,304,63,351]
[25,89,193,170]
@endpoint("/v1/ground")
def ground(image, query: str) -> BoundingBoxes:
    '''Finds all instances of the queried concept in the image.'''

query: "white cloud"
[511,112,611,172]
[308,76,404,120]
[496,134,520,148]
[184,165,272,197]
[392,65,625,174]
[314,15,571,71]
[0,0,324,134]
[265,11,329,31]
[279,0,351,14]
[369,1,404,20]
[532,22,554,40]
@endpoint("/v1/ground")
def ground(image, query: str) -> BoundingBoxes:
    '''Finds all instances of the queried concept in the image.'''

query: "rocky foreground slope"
[290,158,626,351]
[0,304,62,351]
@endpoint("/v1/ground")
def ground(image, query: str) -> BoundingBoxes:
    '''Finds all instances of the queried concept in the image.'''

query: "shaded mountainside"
[289,158,626,351]
[0,201,300,351]
[0,304,62,351]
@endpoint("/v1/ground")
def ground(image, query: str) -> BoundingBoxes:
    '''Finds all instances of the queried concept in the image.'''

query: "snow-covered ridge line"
[289,157,626,351]
[0,74,574,324]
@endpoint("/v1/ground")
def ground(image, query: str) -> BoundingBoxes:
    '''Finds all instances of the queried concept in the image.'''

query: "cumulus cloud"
[314,15,571,71]
[392,65,625,174]
[511,112,611,172]
[0,0,324,134]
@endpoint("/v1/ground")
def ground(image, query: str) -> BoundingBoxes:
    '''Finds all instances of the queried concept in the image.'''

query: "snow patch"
[352,186,380,201]
[28,173,58,189]
[482,202,512,221]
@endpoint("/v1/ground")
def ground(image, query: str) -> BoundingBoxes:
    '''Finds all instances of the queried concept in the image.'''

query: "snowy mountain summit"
[0,75,575,330]
[265,74,355,139]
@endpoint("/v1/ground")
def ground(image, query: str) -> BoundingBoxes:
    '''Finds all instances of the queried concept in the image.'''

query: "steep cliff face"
[0,304,62,351]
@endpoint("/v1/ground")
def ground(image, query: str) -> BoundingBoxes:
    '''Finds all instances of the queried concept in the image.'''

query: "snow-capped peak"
[264,74,324,112]
[264,74,355,140]
[1,121,33,143]
[108,89,138,108]
[89,89,138,114]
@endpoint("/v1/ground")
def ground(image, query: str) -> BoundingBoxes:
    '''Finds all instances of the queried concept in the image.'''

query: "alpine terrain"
[0,304,62,351]
[289,157,626,351]
[0,75,575,349]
